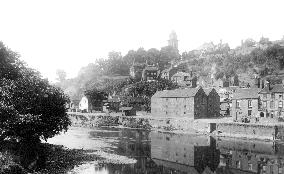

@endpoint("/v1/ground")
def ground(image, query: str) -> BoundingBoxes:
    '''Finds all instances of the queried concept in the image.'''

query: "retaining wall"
[215,123,277,140]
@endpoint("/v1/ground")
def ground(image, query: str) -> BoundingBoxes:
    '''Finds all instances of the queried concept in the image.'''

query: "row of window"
[262,101,283,109]
[236,100,284,109]
[236,100,252,108]
[262,93,283,100]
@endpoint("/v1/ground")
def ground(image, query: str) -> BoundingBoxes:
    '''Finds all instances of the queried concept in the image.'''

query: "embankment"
[68,112,284,141]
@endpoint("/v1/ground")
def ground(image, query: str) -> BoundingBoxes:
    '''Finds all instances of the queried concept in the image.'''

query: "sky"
[0,0,284,82]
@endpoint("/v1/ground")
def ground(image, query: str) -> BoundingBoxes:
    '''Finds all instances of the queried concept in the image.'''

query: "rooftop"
[259,84,284,93]
[152,87,201,98]
[232,88,260,100]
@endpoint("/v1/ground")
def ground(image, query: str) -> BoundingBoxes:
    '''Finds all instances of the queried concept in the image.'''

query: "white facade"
[79,96,89,112]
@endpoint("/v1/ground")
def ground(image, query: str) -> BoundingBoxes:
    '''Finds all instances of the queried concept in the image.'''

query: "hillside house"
[171,72,197,87]
[231,88,260,122]
[120,107,136,116]
[142,66,159,81]
[258,84,284,121]
[68,99,80,112]
[151,87,208,119]
[161,66,178,80]
[79,96,91,112]
[204,88,220,117]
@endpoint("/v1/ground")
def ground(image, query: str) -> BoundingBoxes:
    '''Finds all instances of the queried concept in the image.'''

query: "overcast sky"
[0,0,284,82]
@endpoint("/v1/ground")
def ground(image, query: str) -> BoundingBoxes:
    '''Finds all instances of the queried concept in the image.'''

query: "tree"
[56,69,67,82]
[0,42,70,142]
[126,79,178,111]
[160,46,180,69]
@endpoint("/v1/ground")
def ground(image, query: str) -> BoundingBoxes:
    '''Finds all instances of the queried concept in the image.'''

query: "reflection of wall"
[217,137,284,174]
[150,132,220,173]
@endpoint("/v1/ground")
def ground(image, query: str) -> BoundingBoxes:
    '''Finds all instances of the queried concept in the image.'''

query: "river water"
[47,126,284,174]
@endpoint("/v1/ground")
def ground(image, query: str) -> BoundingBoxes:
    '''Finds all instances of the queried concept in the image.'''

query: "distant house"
[151,87,208,119]
[129,63,145,80]
[171,72,197,87]
[204,88,220,118]
[161,66,178,80]
[231,88,260,122]
[258,84,284,120]
[142,65,159,81]
[79,96,91,112]
[68,99,80,112]
[120,107,136,116]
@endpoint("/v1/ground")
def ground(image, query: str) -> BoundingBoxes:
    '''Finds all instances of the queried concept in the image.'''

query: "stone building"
[171,71,197,87]
[231,88,260,122]
[68,99,80,112]
[204,88,220,118]
[151,87,208,119]
[258,84,284,120]
[141,65,159,81]
[160,66,178,80]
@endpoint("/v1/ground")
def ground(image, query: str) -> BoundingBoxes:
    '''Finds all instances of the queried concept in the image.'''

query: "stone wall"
[215,123,277,140]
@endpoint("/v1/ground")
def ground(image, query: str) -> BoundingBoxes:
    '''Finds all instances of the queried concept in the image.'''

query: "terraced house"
[231,88,260,122]
[259,84,284,120]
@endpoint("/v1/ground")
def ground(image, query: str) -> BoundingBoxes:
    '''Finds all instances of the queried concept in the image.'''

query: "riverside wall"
[68,113,284,141]
[214,122,284,140]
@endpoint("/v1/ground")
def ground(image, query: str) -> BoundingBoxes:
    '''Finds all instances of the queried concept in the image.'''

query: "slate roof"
[270,84,284,93]
[232,88,260,100]
[259,84,284,93]
[152,87,201,98]
[143,66,159,71]
[172,72,191,77]
[259,86,270,93]
[119,107,133,111]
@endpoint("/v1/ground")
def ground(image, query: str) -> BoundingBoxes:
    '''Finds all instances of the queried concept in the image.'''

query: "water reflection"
[12,126,284,174]
[93,129,284,174]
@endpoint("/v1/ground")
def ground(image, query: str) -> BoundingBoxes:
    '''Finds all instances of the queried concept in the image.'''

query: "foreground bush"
[0,41,71,142]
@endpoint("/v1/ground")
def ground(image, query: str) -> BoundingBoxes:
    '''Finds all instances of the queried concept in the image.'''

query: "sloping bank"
[68,113,284,141]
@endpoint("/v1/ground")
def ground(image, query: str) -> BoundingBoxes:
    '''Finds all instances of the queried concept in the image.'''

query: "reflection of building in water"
[150,132,220,173]
[216,137,284,174]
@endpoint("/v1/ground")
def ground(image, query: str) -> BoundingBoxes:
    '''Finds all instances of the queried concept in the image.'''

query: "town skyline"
[1,0,284,82]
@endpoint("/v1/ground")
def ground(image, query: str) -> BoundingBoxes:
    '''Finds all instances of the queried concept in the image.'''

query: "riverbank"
[68,112,284,141]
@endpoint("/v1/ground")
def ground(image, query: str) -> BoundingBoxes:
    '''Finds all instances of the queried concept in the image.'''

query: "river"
[47,126,284,174]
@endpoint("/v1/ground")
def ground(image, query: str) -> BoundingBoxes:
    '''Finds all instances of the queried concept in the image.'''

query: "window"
[279,101,283,108]
[236,161,241,168]
[272,93,275,99]
[263,101,267,108]
[270,101,274,109]
[236,100,240,108]
[263,94,267,99]
[248,163,253,171]
[248,100,252,108]
[280,94,283,100]
[248,110,252,116]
